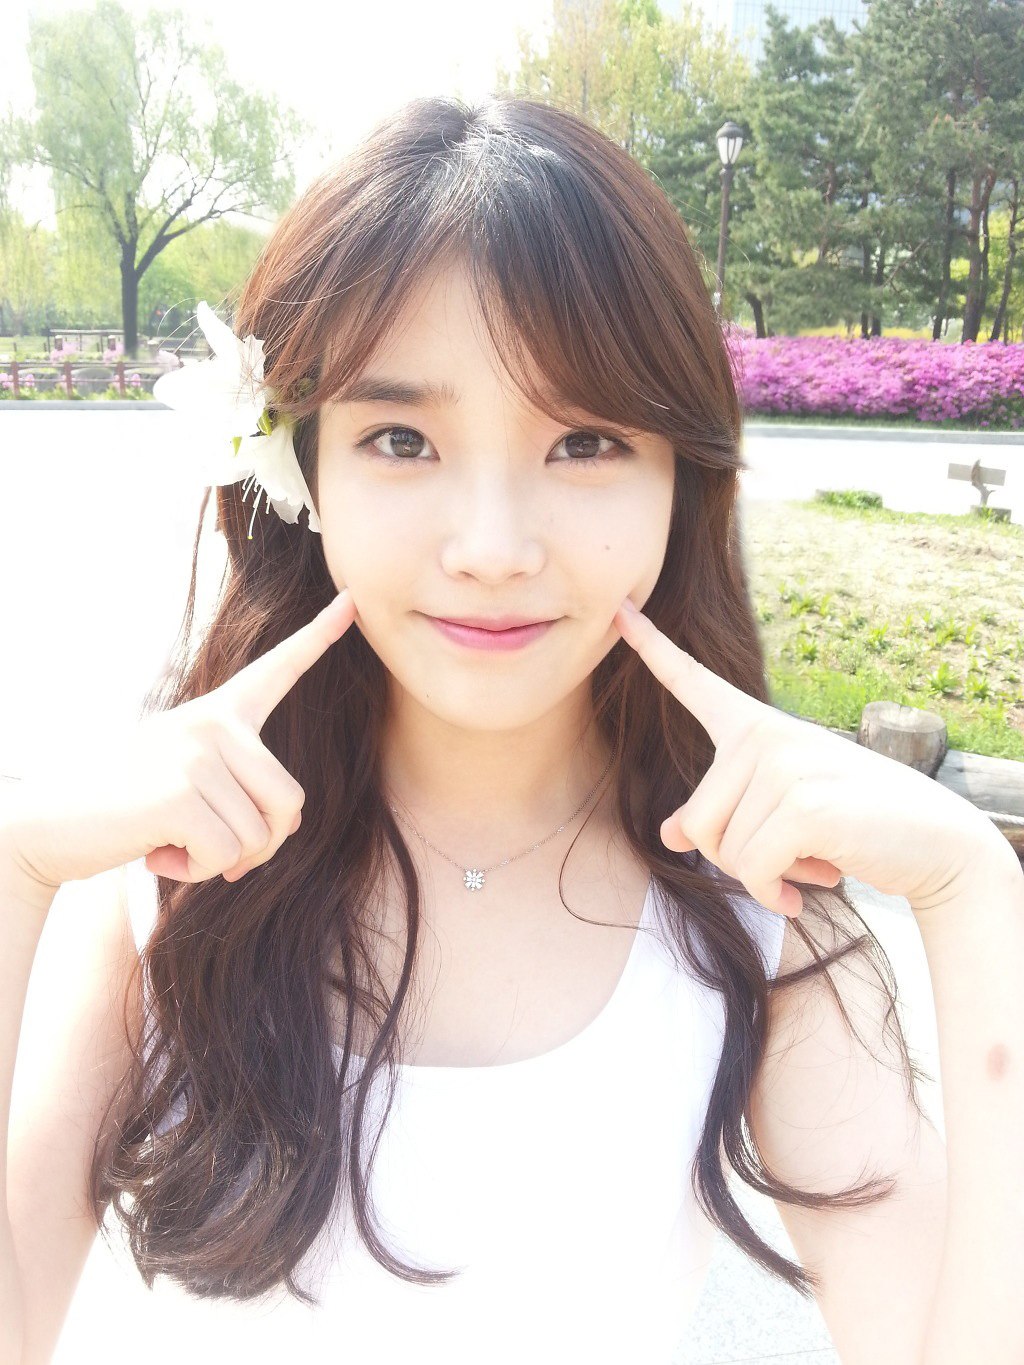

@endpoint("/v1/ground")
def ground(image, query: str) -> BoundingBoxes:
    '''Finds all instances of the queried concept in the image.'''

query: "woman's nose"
[437,470,546,581]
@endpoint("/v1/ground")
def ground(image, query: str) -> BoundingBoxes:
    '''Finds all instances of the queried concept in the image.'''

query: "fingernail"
[620,597,639,616]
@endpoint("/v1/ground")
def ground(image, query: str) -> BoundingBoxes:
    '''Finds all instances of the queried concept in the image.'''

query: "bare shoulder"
[10,863,144,1364]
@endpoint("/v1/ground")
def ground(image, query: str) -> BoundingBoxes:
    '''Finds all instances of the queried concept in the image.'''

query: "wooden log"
[813,703,1024,864]
[856,699,947,778]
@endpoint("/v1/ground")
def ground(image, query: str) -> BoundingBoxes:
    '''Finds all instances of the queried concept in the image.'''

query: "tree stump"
[857,700,947,779]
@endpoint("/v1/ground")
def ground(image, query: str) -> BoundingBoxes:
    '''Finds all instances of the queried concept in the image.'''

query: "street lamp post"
[714,120,745,322]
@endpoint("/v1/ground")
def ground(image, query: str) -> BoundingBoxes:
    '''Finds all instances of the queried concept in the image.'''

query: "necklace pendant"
[463,868,486,891]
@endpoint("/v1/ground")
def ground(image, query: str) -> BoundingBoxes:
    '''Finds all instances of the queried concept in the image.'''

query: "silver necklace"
[387,753,616,892]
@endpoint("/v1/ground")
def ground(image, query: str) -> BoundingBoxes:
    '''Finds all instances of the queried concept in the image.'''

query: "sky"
[1,0,564,232]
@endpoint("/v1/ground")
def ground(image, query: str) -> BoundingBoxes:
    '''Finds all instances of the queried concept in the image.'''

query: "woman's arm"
[0,827,60,1365]
[750,900,949,1365]
[912,848,1024,1365]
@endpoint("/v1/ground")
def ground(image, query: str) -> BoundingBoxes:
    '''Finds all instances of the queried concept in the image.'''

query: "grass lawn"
[742,495,1024,762]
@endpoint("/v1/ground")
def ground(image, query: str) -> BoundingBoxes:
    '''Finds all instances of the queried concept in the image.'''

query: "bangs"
[239,95,738,467]
[263,129,685,442]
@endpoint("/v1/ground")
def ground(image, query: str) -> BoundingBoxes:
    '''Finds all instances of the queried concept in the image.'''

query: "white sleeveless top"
[119,857,786,1364]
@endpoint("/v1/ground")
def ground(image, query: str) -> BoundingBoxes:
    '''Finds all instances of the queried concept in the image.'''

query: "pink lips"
[425,616,556,651]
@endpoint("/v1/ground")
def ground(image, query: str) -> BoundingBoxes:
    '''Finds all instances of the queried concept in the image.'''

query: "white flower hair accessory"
[153,301,321,538]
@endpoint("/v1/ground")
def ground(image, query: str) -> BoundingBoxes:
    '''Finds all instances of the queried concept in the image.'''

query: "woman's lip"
[435,617,551,630]
[424,615,557,651]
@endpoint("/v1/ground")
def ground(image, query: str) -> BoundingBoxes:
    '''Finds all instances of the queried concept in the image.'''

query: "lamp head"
[716,121,745,167]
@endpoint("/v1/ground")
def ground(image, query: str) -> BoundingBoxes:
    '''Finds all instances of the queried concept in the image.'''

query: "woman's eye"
[356,426,430,463]
[552,430,634,466]
[354,425,634,468]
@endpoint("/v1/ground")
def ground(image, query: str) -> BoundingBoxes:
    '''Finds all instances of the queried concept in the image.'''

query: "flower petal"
[248,424,321,532]
[153,304,319,534]
[196,301,245,367]
[153,357,265,439]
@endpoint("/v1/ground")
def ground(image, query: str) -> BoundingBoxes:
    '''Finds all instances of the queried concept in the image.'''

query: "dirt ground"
[737,498,1024,745]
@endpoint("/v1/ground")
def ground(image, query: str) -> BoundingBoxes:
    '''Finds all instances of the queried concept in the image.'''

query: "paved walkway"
[739,423,1022,524]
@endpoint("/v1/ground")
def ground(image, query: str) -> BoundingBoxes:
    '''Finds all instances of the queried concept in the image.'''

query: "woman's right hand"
[4,589,357,893]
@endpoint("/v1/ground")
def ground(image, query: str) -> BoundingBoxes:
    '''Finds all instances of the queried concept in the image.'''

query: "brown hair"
[90,94,931,1307]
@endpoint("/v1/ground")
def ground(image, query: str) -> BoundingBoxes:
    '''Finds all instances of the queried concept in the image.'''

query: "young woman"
[3,95,1021,1365]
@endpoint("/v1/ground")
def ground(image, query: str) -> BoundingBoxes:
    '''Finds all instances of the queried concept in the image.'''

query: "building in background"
[671,0,869,68]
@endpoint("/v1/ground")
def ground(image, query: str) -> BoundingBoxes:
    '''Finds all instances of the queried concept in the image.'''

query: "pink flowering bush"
[722,329,1024,429]
[49,340,81,362]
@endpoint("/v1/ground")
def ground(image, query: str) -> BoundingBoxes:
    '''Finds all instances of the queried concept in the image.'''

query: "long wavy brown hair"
[89,94,932,1307]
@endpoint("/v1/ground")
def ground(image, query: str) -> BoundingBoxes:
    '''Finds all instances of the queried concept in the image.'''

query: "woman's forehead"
[323,263,502,369]
[322,329,567,424]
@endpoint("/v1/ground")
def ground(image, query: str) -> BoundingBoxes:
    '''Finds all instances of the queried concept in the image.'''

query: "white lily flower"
[152,300,321,536]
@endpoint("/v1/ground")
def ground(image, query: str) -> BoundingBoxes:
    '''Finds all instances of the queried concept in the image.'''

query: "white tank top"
[119,857,786,1364]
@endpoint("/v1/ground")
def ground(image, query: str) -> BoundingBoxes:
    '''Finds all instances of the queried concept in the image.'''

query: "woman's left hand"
[614,596,1013,918]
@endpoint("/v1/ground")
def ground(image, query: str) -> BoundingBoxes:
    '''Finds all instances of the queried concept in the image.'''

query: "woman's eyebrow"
[334,375,461,408]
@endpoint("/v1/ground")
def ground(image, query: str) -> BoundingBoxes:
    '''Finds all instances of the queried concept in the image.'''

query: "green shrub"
[814,489,885,511]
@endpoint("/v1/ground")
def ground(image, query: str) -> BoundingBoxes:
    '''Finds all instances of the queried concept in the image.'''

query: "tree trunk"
[962,170,997,341]
[120,249,140,361]
[933,167,957,341]
[745,293,766,338]
[989,176,1019,343]
[870,241,885,335]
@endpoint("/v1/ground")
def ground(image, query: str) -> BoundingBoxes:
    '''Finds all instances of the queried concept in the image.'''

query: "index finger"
[226,588,357,730]
[614,598,762,745]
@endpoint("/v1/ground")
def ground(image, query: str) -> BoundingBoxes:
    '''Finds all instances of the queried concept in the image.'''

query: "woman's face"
[315,261,676,733]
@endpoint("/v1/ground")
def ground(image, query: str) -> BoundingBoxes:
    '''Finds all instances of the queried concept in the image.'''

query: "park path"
[0,411,980,1361]
[738,421,1022,522]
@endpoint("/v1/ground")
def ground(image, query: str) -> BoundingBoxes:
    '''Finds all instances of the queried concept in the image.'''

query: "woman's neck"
[379,710,617,864]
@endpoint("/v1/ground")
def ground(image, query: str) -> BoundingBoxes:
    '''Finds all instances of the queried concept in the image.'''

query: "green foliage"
[4,0,1024,348]
[965,670,991,701]
[500,0,1024,341]
[851,0,1024,343]
[0,214,52,335]
[865,623,889,652]
[932,616,961,646]
[138,218,271,344]
[2,0,314,353]
[814,489,885,510]
[770,660,1023,758]
[498,0,753,169]
[926,660,960,695]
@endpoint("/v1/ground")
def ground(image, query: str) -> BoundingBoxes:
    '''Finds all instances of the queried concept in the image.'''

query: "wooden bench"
[948,458,1008,516]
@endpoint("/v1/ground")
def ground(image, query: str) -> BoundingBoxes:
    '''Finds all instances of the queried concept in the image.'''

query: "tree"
[985,191,1023,341]
[497,0,750,167]
[3,0,311,358]
[720,8,930,339]
[853,0,1024,341]
[0,211,51,337]
[496,0,755,315]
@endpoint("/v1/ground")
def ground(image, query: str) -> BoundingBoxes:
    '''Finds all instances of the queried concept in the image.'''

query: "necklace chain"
[387,753,616,892]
